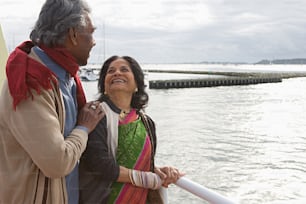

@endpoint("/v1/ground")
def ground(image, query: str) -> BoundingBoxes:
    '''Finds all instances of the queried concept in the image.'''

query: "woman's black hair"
[97,55,149,110]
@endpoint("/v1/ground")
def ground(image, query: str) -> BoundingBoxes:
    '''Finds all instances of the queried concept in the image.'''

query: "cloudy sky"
[0,0,306,64]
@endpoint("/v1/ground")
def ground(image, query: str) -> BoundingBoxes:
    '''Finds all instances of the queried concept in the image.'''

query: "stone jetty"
[144,69,306,89]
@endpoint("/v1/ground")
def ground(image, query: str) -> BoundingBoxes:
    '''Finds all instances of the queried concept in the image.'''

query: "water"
[141,63,306,73]
[82,65,306,204]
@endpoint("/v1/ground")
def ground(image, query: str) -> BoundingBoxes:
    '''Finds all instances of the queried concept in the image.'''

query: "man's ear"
[68,28,78,45]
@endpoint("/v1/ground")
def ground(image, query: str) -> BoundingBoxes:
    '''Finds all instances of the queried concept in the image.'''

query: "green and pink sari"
[108,109,152,204]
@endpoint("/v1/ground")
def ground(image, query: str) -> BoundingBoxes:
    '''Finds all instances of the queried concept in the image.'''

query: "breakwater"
[149,76,282,89]
[145,69,306,89]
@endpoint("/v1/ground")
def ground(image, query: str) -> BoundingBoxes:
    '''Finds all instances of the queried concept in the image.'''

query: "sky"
[0,0,306,64]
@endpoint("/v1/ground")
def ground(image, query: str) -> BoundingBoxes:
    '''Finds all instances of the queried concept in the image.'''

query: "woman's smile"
[111,78,126,84]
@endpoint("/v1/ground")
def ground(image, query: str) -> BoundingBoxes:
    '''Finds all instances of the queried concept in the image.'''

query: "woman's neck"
[109,93,132,112]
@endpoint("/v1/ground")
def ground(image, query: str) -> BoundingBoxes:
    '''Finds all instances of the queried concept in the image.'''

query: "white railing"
[174,177,237,204]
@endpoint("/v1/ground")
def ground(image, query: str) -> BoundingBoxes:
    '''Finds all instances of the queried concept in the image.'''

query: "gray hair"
[30,0,91,47]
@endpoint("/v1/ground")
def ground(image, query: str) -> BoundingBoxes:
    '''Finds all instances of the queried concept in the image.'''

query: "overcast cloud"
[1,0,306,63]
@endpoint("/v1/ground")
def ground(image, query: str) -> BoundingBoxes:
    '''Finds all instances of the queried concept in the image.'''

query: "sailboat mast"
[103,21,106,61]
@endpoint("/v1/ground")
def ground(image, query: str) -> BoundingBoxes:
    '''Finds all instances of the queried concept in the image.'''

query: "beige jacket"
[0,50,88,204]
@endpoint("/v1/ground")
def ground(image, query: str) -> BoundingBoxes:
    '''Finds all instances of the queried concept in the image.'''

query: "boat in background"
[78,68,98,81]
[144,71,149,88]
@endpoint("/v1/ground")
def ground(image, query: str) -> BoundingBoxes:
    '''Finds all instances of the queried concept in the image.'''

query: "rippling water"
[83,74,306,204]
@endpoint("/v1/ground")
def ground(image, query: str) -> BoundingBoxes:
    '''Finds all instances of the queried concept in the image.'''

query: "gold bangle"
[129,169,135,186]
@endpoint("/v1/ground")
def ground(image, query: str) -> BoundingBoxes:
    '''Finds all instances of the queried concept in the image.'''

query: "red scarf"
[6,41,86,110]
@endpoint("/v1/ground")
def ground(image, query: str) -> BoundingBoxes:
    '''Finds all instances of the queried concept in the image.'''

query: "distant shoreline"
[144,69,306,79]
[197,58,306,65]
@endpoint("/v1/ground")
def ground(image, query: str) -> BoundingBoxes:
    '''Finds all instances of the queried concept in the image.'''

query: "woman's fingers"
[156,166,184,187]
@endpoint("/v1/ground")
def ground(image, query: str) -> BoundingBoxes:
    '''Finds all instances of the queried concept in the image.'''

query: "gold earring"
[134,88,138,93]
[104,91,107,95]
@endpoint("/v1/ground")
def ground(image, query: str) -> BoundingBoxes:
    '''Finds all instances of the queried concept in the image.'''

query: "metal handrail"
[175,177,237,204]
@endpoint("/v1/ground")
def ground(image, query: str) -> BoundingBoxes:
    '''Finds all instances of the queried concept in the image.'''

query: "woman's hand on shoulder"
[154,166,185,188]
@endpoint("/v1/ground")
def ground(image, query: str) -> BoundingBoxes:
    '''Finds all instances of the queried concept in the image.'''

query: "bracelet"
[129,169,162,189]
[129,169,135,186]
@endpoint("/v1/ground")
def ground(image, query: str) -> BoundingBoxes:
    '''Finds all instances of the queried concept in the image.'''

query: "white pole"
[175,177,237,204]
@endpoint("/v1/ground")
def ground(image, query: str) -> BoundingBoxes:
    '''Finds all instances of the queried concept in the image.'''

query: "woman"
[79,56,184,203]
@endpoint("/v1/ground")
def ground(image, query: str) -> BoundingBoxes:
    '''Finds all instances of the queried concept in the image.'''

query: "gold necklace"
[119,110,130,120]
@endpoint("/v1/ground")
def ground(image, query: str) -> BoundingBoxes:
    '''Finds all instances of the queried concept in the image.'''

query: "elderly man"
[0,0,104,203]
